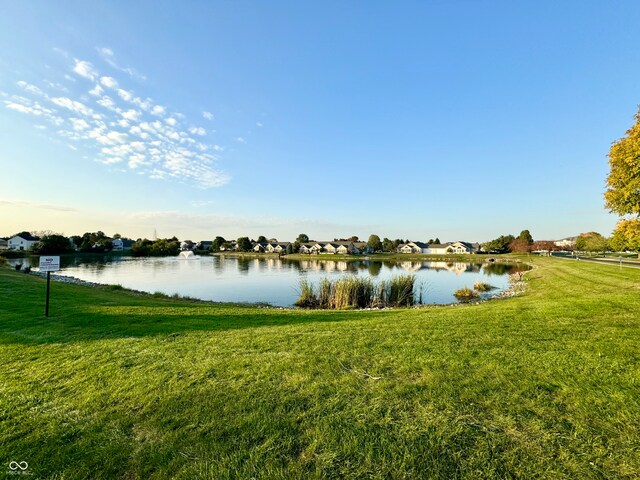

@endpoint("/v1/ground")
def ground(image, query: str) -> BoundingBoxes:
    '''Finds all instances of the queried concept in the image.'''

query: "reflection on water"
[10,255,529,307]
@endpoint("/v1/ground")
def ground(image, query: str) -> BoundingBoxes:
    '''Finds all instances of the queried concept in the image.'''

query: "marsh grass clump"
[332,276,374,309]
[454,286,479,303]
[295,279,318,308]
[473,281,496,292]
[317,277,333,309]
[383,274,415,307]
[296,274,417,309]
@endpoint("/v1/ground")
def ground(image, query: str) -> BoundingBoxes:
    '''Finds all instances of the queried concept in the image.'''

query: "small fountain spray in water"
[178,251,196,259]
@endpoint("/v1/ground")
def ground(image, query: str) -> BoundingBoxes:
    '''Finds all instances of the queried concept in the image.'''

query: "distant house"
[397,241,430,254]
[253,243,267,253]
[0,238,8,250]
[302,241,364,255]
[8,233,40,251]
[111,238,133,251]
[266,242,291,253]
[196,240,212,251]
[424,243,453,254]
[180,240,195,251]
[398,241,479,255]
[554,237,577,249]
[299,243,315,254]
[447,241,477,254]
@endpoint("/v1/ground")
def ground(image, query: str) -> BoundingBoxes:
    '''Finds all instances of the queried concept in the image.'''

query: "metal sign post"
[39,256,60,317]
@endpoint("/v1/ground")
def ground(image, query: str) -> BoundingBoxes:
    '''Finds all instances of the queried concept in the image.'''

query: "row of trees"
[25,231,126,254]
[482,230,534,254]
[131,238,180,257]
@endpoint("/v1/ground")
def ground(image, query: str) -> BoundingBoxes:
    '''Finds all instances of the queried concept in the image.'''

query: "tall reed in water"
[295,274,417,309]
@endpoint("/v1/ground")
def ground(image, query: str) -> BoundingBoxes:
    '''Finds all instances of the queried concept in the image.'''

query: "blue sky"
[1,1,639,242]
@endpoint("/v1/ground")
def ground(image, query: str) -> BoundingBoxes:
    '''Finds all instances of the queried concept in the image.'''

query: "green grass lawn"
[0,257,639,479]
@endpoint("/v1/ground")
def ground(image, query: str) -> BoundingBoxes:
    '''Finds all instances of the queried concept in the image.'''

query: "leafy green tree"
[483,234,515,254]
[610,218,640,252]
[211,236,226,252]
[257,236,267,244]
[131,238,179,257]
[575,232,609,254]
[605,111,640,251]
[434,238,441,244]
[392,239,404,250]
[292,233,310,254]
[367,234,382,252]
[69,235,82,250]
[150,239,180,256]
[131,239,153,257]
[605,109,640,216]
[382,237,394,252]
[236,237,252,252]
[77,231,112,253]
[518,229,534,244]
[31,234,73,254]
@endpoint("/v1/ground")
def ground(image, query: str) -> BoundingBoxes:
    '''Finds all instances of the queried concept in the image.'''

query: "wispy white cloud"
[256,122,263,127]
[70,118,90,131]
[4,51,228,189]
[202,111,214,121]
[73,59,98,80]
[5,101,38,114]
[236,137,246,143]
[16,81,43,96]
[0,199,78,212]
[151,105,165,116]
[121,109,141,121]
[100,76,118,89]
[51,97,98,118]
[189,126,206,136]
[97,47,146,81]
[117,88,133,102]
[89,84,103,96]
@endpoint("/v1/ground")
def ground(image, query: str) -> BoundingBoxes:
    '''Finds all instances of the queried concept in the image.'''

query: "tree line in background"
[2,227,634,258]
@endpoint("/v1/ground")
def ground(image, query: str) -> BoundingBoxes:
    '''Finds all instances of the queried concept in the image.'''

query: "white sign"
[39,256,60,272]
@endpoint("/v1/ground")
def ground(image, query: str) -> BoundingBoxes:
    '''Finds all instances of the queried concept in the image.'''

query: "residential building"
[112,238,133,251]
[8,233,40,250]
[398,241,479,254]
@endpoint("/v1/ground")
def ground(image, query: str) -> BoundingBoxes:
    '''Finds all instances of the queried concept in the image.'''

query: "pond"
[10,254,529,307]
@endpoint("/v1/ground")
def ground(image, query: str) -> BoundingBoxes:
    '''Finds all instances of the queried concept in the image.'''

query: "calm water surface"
[14,255,528,306]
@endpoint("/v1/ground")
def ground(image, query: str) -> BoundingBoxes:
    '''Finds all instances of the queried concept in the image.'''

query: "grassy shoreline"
[1,257,639,478]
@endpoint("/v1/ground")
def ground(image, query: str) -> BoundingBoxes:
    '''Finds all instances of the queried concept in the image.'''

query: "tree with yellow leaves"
[605,109,640,252]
